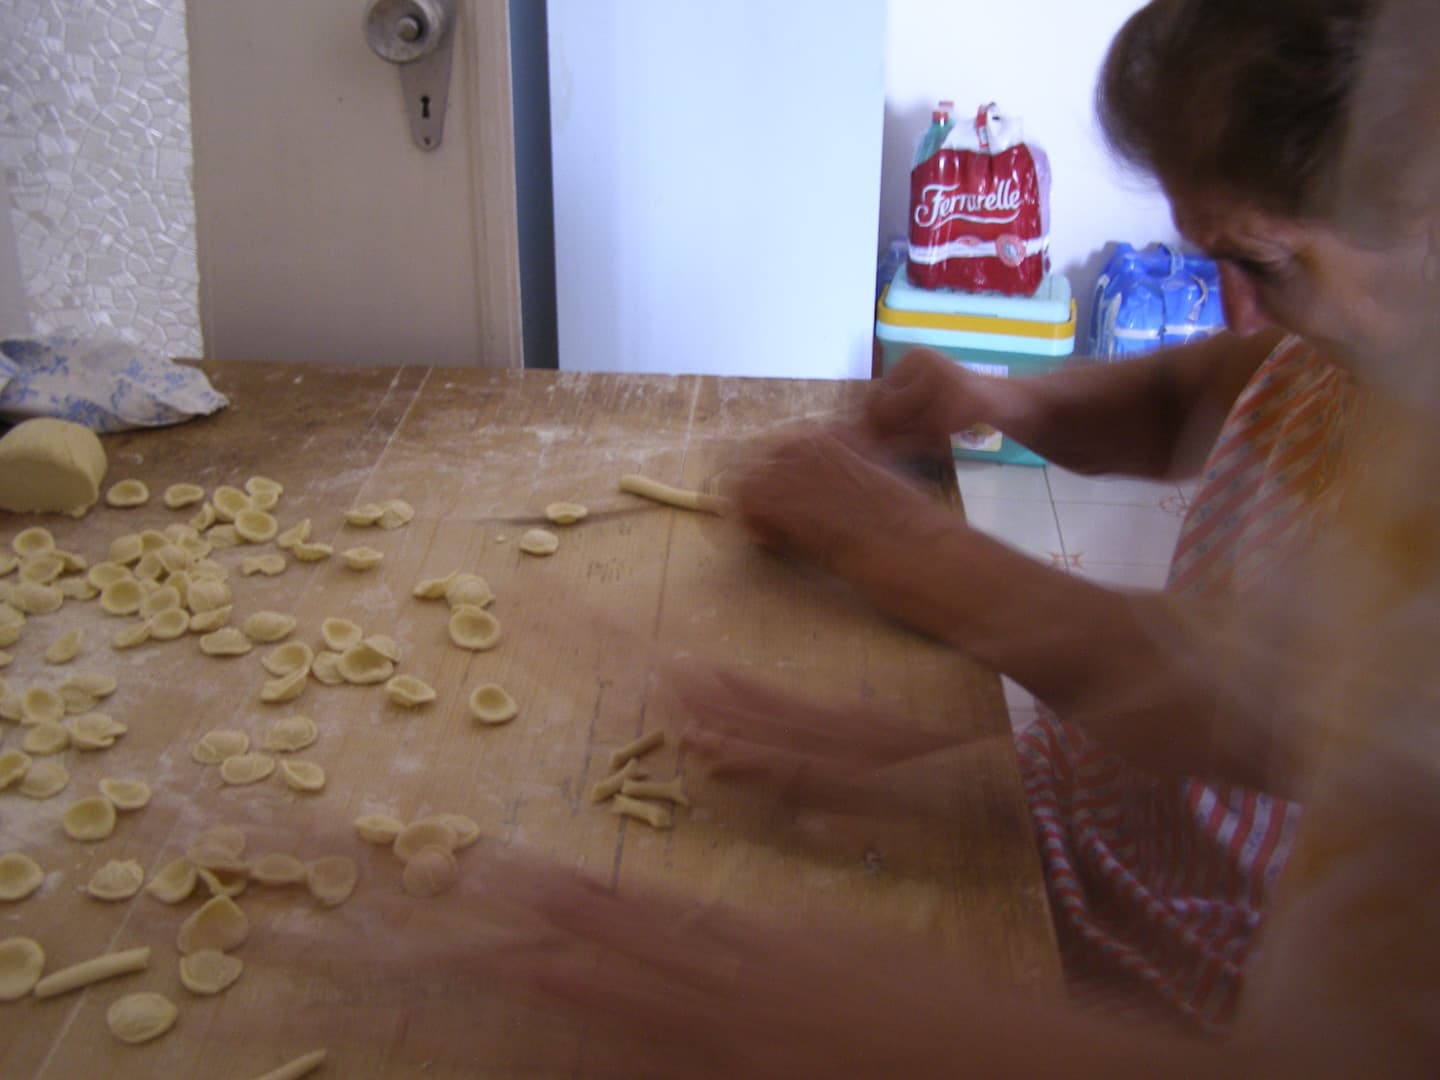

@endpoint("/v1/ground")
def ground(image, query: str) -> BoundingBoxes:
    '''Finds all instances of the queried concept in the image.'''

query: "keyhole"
[421,95,431,119]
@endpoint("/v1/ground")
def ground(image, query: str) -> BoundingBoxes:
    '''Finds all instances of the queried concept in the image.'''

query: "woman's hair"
[1097,0,1375,218]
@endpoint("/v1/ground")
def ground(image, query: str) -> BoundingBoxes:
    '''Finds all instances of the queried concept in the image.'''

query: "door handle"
[364,0,457,150]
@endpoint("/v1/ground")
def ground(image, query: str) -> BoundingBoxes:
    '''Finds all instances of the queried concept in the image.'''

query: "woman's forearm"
[832,501,1305,794]
[977,330,1280,479]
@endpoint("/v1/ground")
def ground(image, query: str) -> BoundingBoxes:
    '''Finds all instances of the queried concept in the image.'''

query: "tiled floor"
[955,461,1195,733]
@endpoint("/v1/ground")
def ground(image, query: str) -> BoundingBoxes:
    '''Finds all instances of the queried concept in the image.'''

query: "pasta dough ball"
[0,418,108,516]
[105,479,150,508]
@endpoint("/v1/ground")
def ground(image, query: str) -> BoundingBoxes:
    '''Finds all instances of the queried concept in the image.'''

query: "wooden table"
[0,362,1057,1078]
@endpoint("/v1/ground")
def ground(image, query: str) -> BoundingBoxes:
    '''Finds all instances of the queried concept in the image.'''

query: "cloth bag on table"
[0,335,228,432]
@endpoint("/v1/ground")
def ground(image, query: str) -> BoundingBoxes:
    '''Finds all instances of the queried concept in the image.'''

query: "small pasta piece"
[517,529,560,556]
[99,777,152,810]
[320,617,363,651]
[262,641,314,677]
[220,753,275,785]
[354,813,404,845]
[402,845,458,898]
[468,683,518,725]
[607,729,665,772]
[275,518,311,550]
[200,627,253,657]
[194,729,250,765]
[609,793,673,830]
[306,856,357,907]
[17,760,68,798]
[262,713,318,752]
[62,795,118,841]
[385,675,436,707]
[105,479,150,508]
[291,541,333,562]
[448,606,501,651]
[177,895,249,954]
[107,991,178,1044]
[33,945,150,998]
[179,948,244,995]
[0,852,44,900]
[234,508,279,544]
[343,503,383,526]
[249,853,306,886]
[278,759,325,792]
[43,629,83,664]
[12,527,55,559]
[163,482,206,508]
[241,553,287,577]
[340,546,384,570]
[242,611,298,643]
[211,485,251,522]
[86,859,145,901]
[145,858,198,904]
[544,501,589,525]
[261,667,308,704]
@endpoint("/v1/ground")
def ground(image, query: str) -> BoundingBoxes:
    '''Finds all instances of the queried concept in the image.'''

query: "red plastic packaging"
[907,104,1051,296]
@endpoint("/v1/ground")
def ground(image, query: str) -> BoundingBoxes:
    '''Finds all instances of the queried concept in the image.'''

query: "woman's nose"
[1217,261,1274,335]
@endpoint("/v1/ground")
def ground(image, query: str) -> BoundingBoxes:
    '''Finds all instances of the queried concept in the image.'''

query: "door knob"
[364,0,456,150]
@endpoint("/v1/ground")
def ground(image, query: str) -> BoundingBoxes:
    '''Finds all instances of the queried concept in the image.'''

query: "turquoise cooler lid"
[885,262,1073,324]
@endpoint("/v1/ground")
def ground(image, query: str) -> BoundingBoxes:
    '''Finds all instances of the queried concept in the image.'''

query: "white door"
[187,0,522,368]
[547,0,887,379]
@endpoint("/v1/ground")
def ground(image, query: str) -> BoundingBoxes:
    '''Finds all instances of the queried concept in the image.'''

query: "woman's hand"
[866,347,996,450]
[665,664,981,823]
[725,426,942,574]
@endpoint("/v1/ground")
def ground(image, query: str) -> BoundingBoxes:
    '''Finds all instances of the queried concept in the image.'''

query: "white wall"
[548,0,886,378]
[882,0,1182,348]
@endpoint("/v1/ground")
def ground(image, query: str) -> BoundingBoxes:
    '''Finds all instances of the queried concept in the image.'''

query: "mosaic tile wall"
[0,0,201,356]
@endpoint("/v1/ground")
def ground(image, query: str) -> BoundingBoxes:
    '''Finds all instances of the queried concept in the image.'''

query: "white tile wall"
[0,0,200,355]
[956,461,1188,733]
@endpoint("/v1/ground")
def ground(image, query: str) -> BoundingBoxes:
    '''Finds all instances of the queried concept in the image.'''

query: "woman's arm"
[733,434,1306,795]
[869,329,1284,479]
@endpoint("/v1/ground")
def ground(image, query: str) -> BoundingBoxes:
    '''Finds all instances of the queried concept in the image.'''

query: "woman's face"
[1168,188,1409,371]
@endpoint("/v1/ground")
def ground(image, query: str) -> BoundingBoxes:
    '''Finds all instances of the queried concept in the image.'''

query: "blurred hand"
[725,425,940,573]
[866,348,992,450]
[664,664,980,822]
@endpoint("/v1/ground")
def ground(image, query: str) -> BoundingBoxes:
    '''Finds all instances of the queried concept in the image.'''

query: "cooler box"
[875,263,1075,466]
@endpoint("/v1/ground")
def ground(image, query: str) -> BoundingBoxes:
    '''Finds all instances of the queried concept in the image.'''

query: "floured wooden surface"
[0,363,1056,1078]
